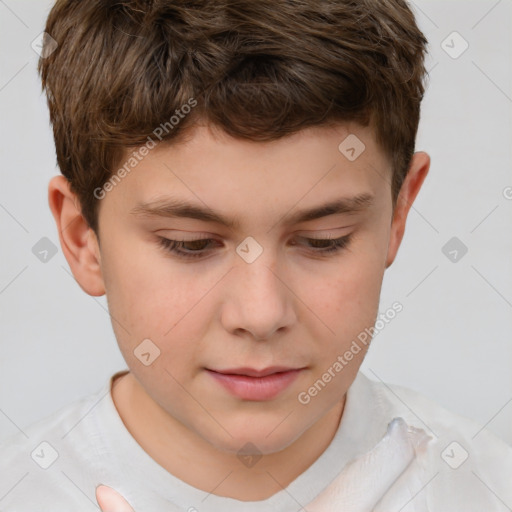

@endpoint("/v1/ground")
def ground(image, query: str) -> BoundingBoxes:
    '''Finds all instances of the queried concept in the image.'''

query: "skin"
[48,121,429,502]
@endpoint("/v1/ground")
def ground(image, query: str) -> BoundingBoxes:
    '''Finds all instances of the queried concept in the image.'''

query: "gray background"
[1,0,511,446]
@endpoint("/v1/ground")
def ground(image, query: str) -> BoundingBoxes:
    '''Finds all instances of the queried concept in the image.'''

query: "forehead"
[102,121,392,228]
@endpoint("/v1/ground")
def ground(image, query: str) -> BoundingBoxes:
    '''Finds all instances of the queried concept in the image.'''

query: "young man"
[1,0,511,510]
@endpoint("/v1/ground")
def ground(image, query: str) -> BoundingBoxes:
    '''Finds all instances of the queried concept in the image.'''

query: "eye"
[157,233,353,260]
[158,236,218,259]
[293,234,353,255]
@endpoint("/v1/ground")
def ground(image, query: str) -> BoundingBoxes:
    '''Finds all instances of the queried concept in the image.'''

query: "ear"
[48,175,106,296]
[385,152,430,269]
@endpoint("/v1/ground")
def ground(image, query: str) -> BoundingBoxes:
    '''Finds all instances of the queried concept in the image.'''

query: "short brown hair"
[39,0,429,237]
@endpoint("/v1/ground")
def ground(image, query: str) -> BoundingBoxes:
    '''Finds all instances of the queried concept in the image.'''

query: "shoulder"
[0,379,113,511]
[357,372,512,509]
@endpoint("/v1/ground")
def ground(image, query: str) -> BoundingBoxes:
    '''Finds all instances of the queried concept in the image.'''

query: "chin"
[201,414,306,456]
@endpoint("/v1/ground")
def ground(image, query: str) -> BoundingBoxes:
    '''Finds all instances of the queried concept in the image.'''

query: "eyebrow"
[130,193,374,230]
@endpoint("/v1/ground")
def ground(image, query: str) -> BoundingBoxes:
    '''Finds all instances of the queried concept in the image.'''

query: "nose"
[220,248,296,341]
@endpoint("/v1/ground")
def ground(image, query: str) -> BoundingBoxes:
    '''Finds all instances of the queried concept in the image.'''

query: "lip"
[206,367,304,401]
[212,366,300,377]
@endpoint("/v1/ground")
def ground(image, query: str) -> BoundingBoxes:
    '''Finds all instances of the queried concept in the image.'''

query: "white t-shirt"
[0,370,511,511]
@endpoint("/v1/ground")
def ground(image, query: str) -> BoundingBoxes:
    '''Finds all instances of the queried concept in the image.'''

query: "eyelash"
[157,234,353,260]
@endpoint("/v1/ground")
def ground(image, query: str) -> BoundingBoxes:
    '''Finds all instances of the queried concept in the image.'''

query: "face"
[57,122,427,455]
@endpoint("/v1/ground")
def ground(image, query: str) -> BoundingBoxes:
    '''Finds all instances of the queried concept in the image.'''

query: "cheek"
[296,248,385,408]
[102,241,218,365]
[297,239,388,404]
[104,235,205,327]
[307,247,385,340]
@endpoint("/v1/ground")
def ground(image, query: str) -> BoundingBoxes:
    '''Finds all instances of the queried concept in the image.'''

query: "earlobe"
[385,152,430,269]
[48,175,106,296]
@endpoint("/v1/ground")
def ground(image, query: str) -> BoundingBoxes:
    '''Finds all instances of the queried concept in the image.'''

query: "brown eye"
[296,234,353,254]
[158,237,217,259]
